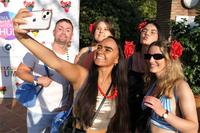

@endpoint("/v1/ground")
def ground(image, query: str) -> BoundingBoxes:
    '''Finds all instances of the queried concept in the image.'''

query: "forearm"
[164,112,198,133]
[17,69,35,83]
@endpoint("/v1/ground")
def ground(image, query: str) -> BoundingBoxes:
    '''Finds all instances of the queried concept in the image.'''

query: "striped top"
[142,81,181,132]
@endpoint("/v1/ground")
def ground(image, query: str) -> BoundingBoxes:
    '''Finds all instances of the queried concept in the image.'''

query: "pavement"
[0,98,27,133]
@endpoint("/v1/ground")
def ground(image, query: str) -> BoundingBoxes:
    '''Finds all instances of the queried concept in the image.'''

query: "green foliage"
[126,0,157,22]
[167,9,200,95]
[79,0,142,49]
[137,0,157,21]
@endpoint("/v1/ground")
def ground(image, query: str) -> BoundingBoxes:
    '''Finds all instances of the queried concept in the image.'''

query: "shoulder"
[176,80,193,99]
[176,80,190,91]
[74,47,90,64]
[79,47,90,54]
[132,52,138,62]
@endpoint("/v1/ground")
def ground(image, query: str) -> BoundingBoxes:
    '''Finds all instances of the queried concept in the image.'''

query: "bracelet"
[34,76,39,86]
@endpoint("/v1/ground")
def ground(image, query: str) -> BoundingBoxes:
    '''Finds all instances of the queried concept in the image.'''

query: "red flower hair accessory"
[89,22,96,34]
[137,21,147,34]
[124,41,134,58]
[170,40,183,60]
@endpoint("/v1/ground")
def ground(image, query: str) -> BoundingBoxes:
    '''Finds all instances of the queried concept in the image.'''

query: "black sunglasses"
[144,54,165,60]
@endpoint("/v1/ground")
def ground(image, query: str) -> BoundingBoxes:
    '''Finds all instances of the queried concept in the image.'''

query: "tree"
[79,0,142,49]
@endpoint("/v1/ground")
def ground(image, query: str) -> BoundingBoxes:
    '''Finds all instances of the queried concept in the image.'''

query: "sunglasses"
[144,54,165,60]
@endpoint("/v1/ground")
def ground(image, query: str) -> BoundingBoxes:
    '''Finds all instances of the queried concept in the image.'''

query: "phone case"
[19,10,52,30]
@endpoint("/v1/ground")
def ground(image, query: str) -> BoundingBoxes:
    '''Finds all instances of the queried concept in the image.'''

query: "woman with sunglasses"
[141,40,198,133]
[127,22,165,132]
[13,8,130,133]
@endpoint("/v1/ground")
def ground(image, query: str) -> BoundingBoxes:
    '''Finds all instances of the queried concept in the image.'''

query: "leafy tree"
[126,0,157,22]
[79,0,142,49]
[137,0,157,21]
[167,8,200,95]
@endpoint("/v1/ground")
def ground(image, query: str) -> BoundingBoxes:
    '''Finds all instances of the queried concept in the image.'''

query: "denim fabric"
[27,109,57,133]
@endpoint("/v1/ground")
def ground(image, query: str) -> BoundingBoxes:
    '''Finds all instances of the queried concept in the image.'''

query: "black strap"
[89,81,113,127]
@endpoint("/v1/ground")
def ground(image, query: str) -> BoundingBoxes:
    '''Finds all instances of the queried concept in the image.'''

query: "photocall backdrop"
[0,0,80,98]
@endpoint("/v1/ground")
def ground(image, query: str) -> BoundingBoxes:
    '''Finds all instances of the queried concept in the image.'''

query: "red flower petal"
[124,41,134,58]
[137,21,147,34]
[89,22,96,34]
[170,40,183,60]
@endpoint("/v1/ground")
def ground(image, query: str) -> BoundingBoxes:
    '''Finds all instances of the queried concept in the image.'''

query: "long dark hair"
[74,36,130,132]
[91,18,116,46]
[135,22,165,52]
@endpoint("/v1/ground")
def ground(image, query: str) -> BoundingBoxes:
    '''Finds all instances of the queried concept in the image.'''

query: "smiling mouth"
[97,56,104,59]
[150,64,157,68]
[98,35,104,38]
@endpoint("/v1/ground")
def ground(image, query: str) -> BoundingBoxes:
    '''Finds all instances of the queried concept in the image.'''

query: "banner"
[0,0,80,98]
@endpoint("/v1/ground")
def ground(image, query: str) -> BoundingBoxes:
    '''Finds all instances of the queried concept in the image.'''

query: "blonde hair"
[143,40,187,98]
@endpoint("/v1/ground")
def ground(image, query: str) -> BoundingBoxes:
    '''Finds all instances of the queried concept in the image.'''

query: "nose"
[97,48,104,54]
[145,30,150,36]
[149,56,155,62]
[99,28,103,33]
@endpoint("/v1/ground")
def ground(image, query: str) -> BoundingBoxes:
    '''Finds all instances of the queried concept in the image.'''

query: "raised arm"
[13,8,88,90]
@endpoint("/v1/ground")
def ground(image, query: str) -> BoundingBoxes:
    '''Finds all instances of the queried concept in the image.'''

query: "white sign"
[0,0,80,98]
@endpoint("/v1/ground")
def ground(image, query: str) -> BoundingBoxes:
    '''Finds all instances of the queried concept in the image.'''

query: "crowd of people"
[13,8,198,133]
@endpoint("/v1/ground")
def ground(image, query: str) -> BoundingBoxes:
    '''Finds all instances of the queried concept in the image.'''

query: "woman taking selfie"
[13,8,130,133]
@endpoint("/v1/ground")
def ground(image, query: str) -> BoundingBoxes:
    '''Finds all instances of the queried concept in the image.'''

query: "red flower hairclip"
[124,41,134,58]
[170,40,183,60]
[137,21,147,34]
[89,22,96,34]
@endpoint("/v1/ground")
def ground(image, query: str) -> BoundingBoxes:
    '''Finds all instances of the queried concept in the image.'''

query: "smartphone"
[19,10,52,30]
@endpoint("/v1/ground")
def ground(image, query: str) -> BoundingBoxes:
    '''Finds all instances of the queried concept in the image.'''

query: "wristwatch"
[34,76,39,86]
[162,109,169,119]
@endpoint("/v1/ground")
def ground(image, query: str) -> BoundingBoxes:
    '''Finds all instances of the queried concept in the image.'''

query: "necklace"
[138,51,145,73]
[97,80,117,99]
[52,43,69,61]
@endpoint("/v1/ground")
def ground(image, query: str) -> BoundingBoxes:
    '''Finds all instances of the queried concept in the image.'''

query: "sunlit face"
[140,24,158,46]
[53,21,74,45]
[94,22,113,43]
[94,38,119,67]
[146,46,166,77]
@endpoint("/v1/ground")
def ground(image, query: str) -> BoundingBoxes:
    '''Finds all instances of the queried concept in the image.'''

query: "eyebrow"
[104,46,113,51]
[57,26,72,30]
[98,44,113,51]
[97,26,108,28]
[144,28,157,31]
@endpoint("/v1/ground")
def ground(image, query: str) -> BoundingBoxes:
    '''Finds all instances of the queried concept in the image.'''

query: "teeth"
[99,35,104,38]
[150,64,157,68]
[97,56,104,59]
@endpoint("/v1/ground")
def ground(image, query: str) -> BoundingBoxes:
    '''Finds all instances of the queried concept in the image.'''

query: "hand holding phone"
[19,10,52,30]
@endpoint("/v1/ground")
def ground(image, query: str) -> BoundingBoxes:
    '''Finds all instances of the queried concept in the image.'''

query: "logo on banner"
[1,66,17,78]
[1,42,14,54]
[0,11,16,40]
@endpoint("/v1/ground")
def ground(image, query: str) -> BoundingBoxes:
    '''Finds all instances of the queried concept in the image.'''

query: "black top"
[128,70,145,132]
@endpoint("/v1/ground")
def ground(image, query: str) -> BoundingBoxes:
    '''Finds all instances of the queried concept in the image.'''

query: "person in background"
[16,16,76,133]
[141,40,198,133]
[75,18,115,68]
[13,8,130,133]
[127,22,165,132]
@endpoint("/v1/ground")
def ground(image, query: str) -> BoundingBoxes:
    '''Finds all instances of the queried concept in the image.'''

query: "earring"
[115,64,117,66]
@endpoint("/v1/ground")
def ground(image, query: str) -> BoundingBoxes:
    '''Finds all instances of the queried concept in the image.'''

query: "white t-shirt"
[22,43,76,114]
